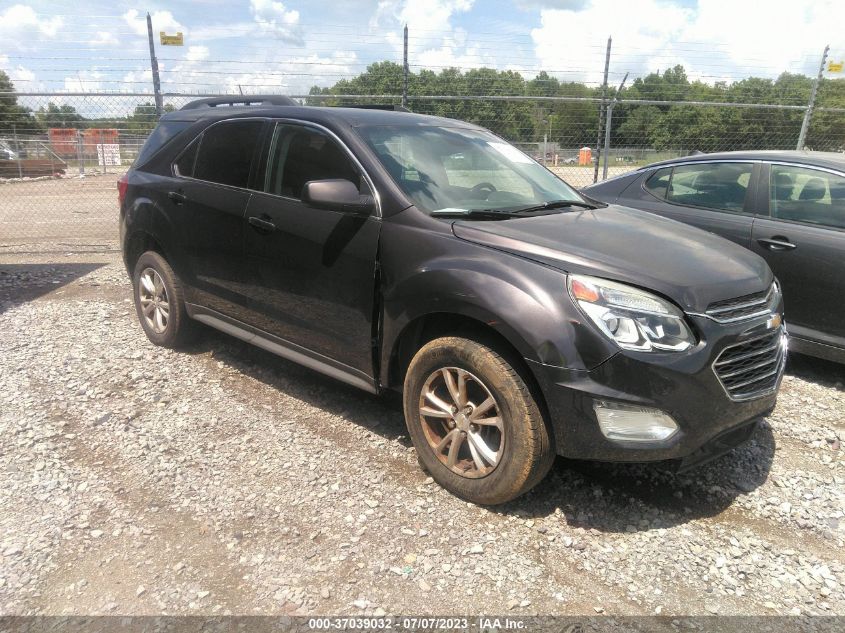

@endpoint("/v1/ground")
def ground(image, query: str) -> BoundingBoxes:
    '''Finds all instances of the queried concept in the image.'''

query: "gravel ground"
[1,251,843,617]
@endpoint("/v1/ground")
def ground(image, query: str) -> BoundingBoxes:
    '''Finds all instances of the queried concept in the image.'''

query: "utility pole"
[593,36,611,184]
[146,13,164,118]
[797,45,829,150]
[402,24,409,109]
[602,72,628,180]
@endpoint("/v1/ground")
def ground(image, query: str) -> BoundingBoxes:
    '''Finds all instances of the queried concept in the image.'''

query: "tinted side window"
[264,124,360,199]
[134,121,190,168]
[667,163,753,212]
[173,138,199,177]
[644,167,672,199]
[194,120,263,188]
[770,164,845,229]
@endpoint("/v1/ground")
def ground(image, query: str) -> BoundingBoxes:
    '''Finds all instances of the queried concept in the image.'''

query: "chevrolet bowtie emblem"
[767,313,782,329]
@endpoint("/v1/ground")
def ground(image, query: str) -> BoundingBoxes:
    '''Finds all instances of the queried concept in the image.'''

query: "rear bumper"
[528,319,785,465]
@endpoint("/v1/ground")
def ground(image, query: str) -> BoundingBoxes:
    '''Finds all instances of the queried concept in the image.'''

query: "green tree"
[35,102,86,129]
[0,70,39,134]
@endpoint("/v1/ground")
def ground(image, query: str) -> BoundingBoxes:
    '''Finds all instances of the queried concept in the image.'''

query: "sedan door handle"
[168,191,187,205]
[757,236,796,251]
[248,215,276,233]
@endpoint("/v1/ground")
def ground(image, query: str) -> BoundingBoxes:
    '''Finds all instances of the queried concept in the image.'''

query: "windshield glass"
[357,125,583,213]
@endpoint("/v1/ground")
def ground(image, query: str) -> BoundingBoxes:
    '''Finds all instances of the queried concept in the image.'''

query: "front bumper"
[529,316,786,465]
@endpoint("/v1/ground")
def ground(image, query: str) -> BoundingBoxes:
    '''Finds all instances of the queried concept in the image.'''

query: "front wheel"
[403,336,554,505]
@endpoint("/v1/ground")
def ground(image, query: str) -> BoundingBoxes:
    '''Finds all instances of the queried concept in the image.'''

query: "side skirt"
[185,303,379,394]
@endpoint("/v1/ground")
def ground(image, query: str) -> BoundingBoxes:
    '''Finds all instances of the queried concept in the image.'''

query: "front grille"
[705,284,777,323]
[713,329,786,400]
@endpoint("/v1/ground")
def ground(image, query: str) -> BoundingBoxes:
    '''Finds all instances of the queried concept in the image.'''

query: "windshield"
[357,125,583,213]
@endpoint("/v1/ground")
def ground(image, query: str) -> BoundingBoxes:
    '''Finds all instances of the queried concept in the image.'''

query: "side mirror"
[301,179,375,215]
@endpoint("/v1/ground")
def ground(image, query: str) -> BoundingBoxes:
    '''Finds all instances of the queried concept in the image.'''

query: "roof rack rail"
[341,104,411,113]
[180,95,297,110]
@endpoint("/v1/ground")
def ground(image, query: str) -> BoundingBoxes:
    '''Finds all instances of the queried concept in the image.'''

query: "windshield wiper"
[502,199,598,214]
[430,209,516,220]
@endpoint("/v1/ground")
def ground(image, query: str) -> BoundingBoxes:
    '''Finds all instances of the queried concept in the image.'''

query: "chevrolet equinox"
[119,96,787,505]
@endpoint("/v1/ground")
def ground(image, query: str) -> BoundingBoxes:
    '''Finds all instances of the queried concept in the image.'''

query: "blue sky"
[1,0,843,98]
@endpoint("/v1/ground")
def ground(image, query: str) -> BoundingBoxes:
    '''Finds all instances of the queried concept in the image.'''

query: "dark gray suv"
[120,97,786,505]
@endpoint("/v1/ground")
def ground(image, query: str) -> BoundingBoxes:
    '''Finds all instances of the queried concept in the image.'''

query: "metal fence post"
[797,44,830,150]
[77,129,84,177]
[12,123,23,179]
[402,24,409,109]
[146,13,164,118]
[602,73,627,180]
[593,36,611,184]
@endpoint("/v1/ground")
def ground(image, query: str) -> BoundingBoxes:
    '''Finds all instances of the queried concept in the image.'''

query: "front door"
[242,122,381,377]
[750,163,845,348]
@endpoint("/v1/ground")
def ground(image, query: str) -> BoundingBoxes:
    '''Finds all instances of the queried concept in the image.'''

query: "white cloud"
[250,0,303,44]
[531,0,845,86]
[186,46,210,62]
[370,0,479,70]
[123,9,184,38]
[0,55,36,87]
[0,4,63,42]
[92,31,120,47]
[63,70,105,93]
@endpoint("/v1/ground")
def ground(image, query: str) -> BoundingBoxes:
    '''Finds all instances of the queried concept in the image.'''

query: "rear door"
[169,118,265,318]
[241,121,382,378]
[750,163,845,348]
[618,161,758,247]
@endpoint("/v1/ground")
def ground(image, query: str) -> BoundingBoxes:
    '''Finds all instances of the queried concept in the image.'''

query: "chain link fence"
[1,92,843,248]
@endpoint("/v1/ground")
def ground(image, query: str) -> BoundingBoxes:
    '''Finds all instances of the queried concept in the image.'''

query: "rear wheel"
[403,336,554,505]
[132,251,195,348]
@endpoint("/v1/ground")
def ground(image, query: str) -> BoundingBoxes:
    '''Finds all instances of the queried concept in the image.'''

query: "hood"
[451,205,772,313]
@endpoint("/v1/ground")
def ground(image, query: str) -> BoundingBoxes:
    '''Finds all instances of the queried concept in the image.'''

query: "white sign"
[97,144,121,166]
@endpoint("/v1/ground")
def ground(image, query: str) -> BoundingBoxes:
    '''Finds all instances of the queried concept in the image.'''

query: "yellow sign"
[828,61,843,73]
[159,31,184,46]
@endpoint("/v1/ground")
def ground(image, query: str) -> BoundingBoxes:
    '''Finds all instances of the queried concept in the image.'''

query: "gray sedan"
[583,150,845,363]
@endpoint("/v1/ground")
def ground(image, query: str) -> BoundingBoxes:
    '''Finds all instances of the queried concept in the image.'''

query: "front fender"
[379,220,618,381]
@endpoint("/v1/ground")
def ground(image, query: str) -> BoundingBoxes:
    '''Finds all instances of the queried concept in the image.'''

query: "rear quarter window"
[133,121,191,168]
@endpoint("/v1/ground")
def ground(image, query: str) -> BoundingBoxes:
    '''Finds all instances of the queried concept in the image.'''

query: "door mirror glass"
[302,179,375,214]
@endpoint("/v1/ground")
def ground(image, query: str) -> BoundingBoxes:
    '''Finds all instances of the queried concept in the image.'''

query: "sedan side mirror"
[301,179,375,215]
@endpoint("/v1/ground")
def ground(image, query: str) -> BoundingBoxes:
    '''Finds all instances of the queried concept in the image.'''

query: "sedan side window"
[770,165,845,229]
[666,163,753,213]
[264,124,361,199]
[643,167,672,199]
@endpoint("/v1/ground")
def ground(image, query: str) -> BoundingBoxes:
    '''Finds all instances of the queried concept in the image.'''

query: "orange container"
[578,146,592,166]
[48,128,79,158]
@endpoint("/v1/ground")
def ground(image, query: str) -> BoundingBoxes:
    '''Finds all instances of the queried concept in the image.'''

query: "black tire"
[132,251,195,348]
[403,336,554,505]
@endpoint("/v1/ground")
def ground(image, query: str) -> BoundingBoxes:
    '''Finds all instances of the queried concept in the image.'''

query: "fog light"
[593,400,679,443]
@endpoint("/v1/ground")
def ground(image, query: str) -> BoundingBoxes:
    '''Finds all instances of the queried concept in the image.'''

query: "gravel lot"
[1,251,843,617]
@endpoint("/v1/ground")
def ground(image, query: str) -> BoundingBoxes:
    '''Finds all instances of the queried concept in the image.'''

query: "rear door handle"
[168,191,187,205]
[757,236,796,251]
[248,215,276,232]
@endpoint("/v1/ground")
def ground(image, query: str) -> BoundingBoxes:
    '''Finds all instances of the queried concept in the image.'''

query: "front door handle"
[757,236,796,251]
[168,191,187,205]
[248,215,276,233]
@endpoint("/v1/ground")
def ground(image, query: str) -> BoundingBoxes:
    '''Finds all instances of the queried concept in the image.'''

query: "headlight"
[568,274,695,352]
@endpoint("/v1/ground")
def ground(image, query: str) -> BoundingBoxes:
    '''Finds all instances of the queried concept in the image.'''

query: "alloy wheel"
[418,367,504,478]
[138,267,170,334]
